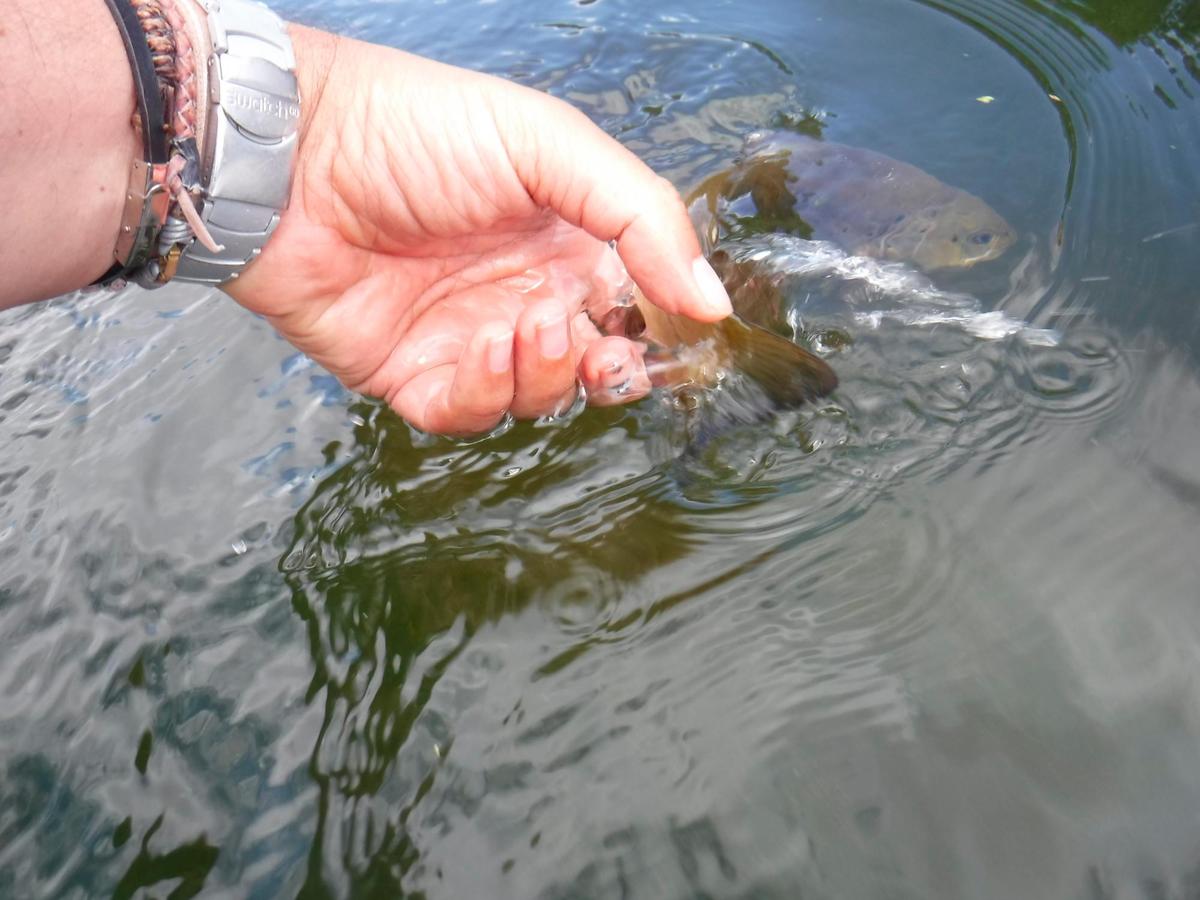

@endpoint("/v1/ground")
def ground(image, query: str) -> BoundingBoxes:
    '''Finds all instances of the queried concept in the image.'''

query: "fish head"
[878,193,1016,270]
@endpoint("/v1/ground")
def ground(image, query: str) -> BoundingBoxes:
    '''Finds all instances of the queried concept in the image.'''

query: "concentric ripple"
[919,0,1200,341]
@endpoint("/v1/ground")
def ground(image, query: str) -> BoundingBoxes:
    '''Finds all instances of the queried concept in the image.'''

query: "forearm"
[0,0,138,307]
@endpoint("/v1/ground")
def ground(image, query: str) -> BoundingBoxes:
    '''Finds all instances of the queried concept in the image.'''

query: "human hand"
[224,26,732,435]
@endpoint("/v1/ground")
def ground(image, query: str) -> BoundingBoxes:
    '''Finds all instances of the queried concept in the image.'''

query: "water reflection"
[280,420,754,892]
[283,404,712,892]
[111,815,219,900]
[279,275,1136,893]
[1068,0,1199,49]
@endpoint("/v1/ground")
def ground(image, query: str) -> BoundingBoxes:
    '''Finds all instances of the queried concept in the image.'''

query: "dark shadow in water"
[111,815,219,900]
[281,402,705,895]
[1066,0,1198,49]
[1,752,216,899]
[1052,0,1199,111]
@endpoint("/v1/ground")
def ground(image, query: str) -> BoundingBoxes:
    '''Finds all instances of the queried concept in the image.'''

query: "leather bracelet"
[100,0,171,164]
[95,0,172,286]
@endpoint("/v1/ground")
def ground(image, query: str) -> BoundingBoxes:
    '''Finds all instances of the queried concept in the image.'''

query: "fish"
[597,250,839,408]
[595,132,1015,406]
[688,131,1016,271]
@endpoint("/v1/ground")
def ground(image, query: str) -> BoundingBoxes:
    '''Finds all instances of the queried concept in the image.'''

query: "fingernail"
[691,257,733,317]
[598,357,627,389]
[590,369,652,406]
[488,329,513,374]
[536,313,570,359]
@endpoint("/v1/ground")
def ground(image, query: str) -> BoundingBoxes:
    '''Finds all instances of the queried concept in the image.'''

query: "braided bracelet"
[141,0,226,281]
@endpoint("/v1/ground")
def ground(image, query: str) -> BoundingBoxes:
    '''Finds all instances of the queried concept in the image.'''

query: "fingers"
[390,296,655,436]
[397,322,515,436]
[511,298,579,420]
[502,92,733,323]
[579,336,652,406]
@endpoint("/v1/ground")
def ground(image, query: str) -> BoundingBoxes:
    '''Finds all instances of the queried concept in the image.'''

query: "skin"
[0,4,733,436]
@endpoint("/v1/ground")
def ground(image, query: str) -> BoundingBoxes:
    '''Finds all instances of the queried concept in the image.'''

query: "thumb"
[499,89,732,323]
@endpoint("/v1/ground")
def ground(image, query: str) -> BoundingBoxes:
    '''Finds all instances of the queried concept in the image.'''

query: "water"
[2,0,1199,897]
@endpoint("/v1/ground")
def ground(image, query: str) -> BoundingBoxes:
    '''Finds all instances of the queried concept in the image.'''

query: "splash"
[726,234,1060,346]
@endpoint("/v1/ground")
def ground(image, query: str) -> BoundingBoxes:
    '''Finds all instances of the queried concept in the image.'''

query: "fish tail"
[721,316,838,407]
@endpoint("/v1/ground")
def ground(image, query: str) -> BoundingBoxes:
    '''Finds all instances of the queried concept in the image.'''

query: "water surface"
[2,0,1199,897]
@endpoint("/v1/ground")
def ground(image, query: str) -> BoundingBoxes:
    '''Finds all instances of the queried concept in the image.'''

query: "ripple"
[920,0,1200,343]
[643,501,964,751]
[1008,325,1135,422]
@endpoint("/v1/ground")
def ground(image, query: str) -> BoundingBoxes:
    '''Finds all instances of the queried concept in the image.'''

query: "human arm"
[0,1,139,303]
[0,2,732,433]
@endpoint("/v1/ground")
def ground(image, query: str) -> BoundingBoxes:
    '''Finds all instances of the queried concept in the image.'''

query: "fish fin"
[720,315,838,408]
[709,253,794,332]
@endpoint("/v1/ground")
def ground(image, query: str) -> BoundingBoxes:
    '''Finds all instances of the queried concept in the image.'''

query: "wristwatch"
[162,0,300,285]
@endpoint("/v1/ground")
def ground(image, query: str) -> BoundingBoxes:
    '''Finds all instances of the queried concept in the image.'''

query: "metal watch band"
[171,0,299,285]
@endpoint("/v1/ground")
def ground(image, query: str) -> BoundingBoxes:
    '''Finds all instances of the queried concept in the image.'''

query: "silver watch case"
[173,0,300,284]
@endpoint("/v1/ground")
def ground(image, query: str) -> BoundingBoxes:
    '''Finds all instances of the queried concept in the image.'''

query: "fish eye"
[971,232,994,245]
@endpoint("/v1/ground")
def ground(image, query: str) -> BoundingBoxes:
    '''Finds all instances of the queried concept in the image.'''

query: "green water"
[2,0,1199,897]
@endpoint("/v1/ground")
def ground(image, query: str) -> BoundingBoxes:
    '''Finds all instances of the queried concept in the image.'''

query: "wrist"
[76,6,142,292]
[0,0,138,306]
[287,24,341,158]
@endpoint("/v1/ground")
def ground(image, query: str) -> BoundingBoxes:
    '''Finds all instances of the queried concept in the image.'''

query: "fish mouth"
[919,232,1016,270]
[961,239,1016,267]
[590,296,646,339]
[952,252,996,269]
